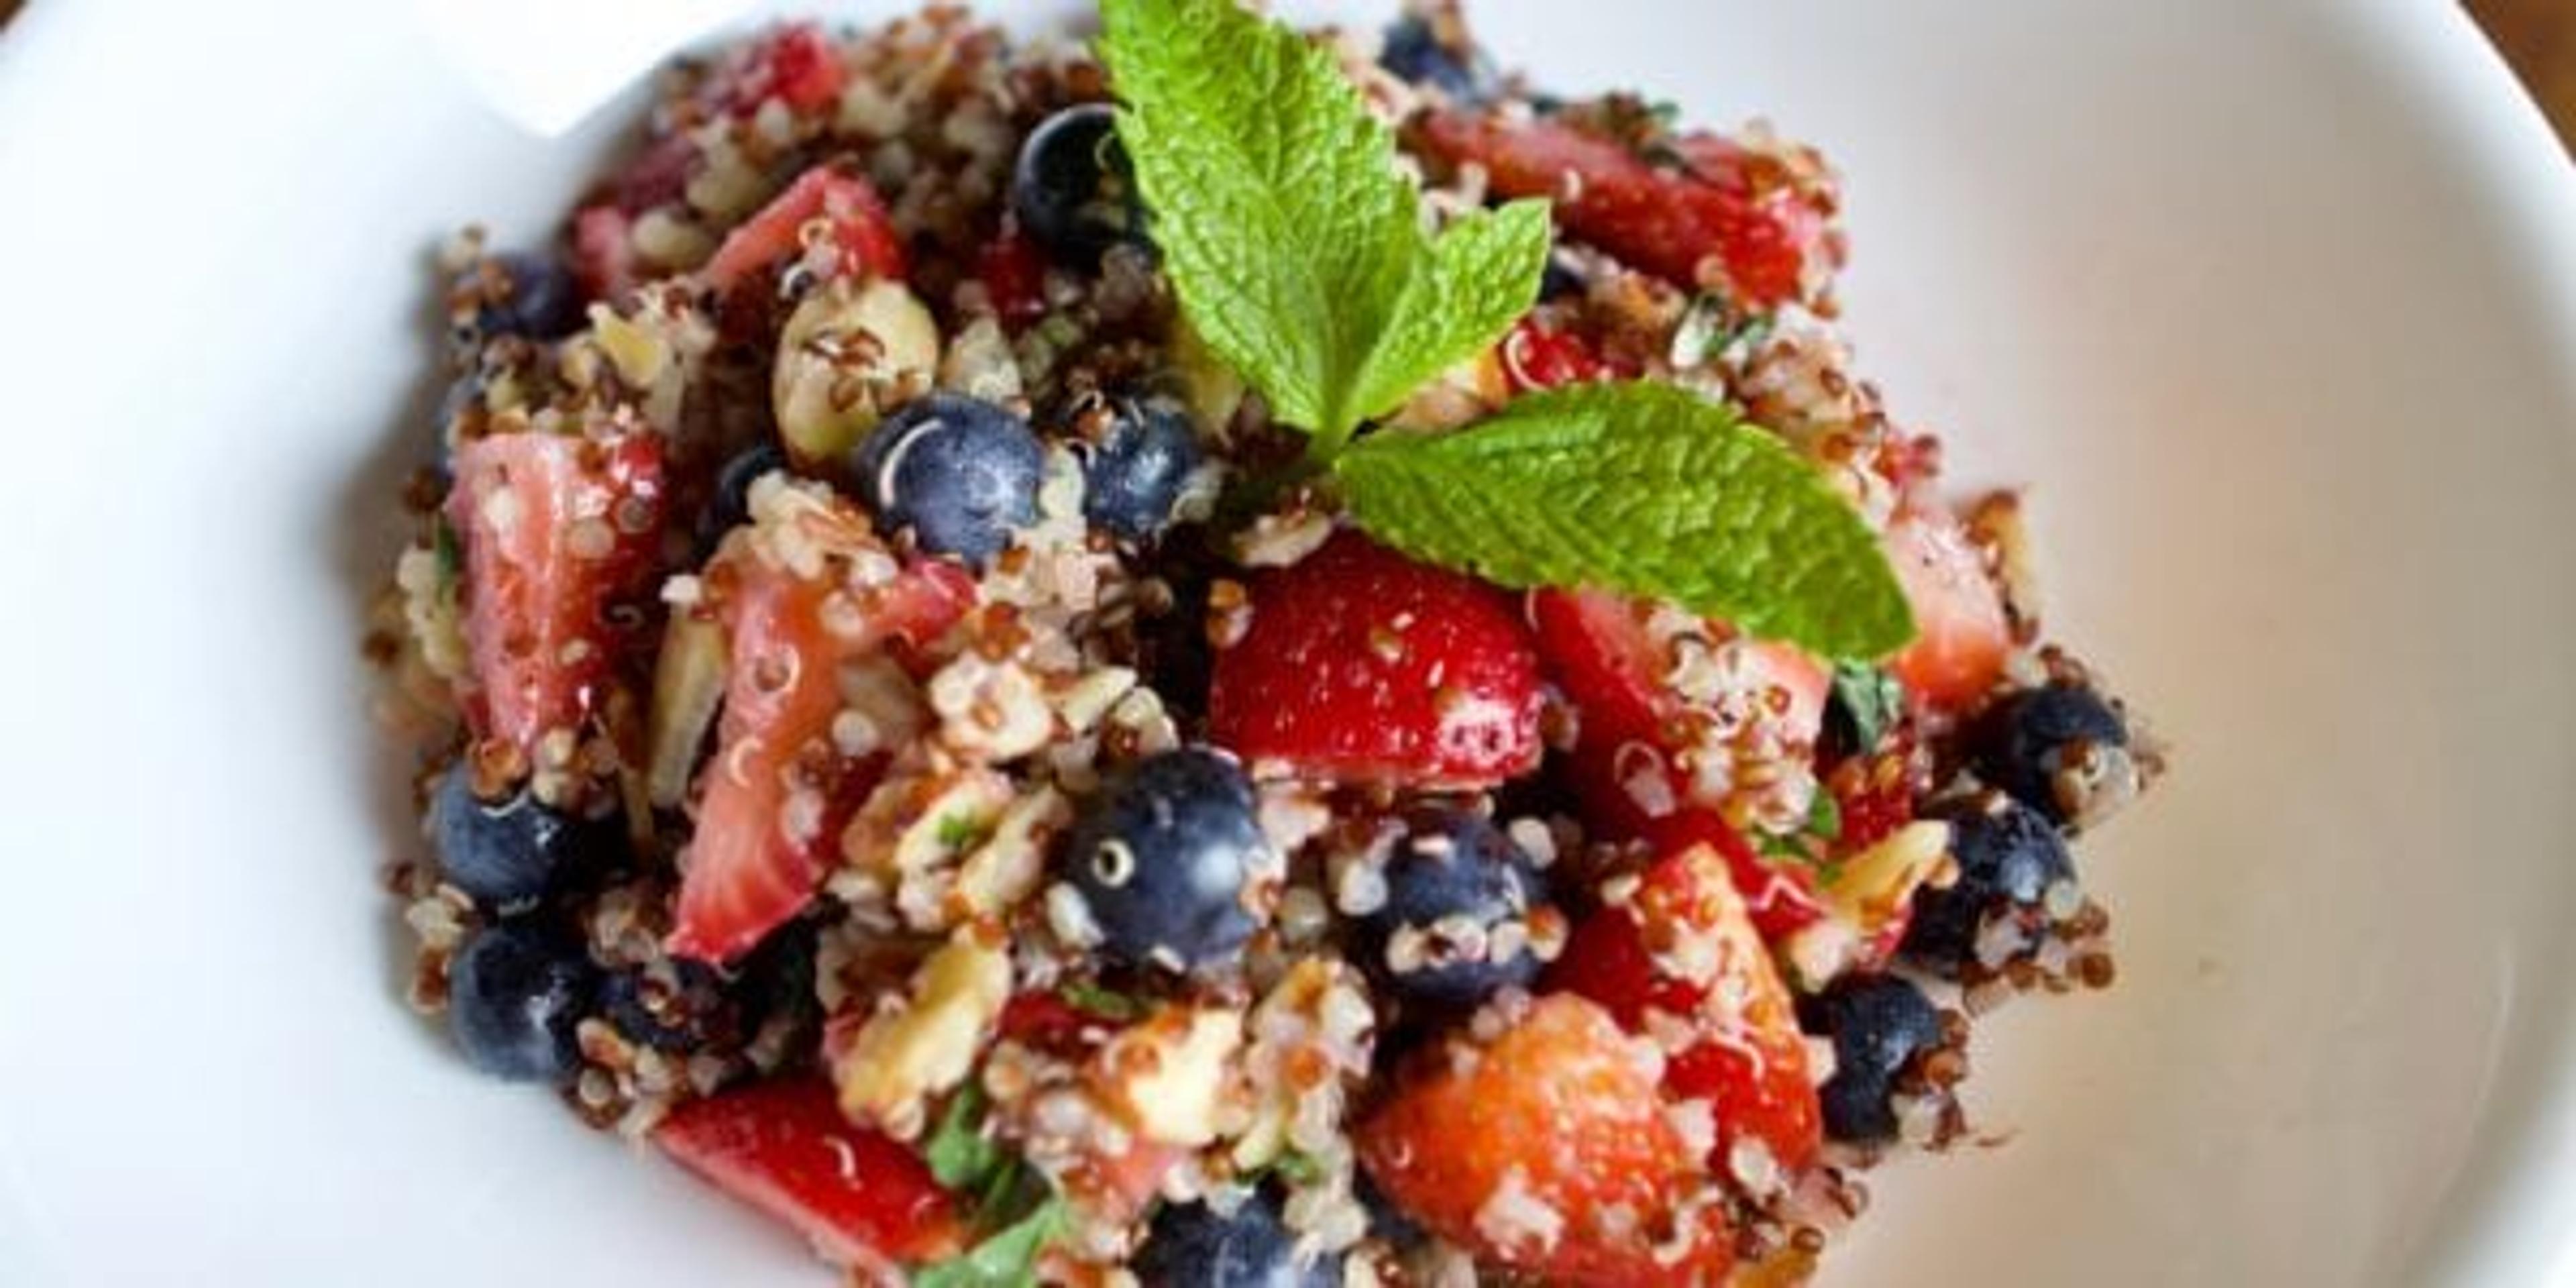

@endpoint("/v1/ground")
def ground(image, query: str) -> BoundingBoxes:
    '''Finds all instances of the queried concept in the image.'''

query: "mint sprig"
[1099,0,1915,660]
[1097,0,1549,454]
[1338,384,1913,657]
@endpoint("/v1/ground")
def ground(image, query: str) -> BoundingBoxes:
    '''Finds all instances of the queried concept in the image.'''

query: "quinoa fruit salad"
[366,1,2163,1283]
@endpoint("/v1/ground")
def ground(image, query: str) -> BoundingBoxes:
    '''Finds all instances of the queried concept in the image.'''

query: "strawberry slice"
[716,23,847,117]
[1530,587,1829,938]
[1417,111,1823,308]
[1499,316,1630,392]
[976,225,1051,329]
[1358,994,1731,1284]
[668,498,973,963]
[701,164,908,295]
[1210,533,1543,789]
[653,1077,962,1273]
[1550,843,1823,1177]
[1883,506,2009,712]
[445,431,668,760]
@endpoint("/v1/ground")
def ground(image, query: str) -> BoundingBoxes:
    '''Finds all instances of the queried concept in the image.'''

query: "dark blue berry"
[447,922,599,1081]
[1354,810,1549,1012]
[1062,749,1266,973]
[698,441,791,555]
[853,394,1043,567]
[1899,793,2076,974]
[1012,103,1144,264]
[1538,256,1587,303]
[1378,15,1488,101]
[1801,974,1943,1142]
[1134,1185,1338,1288]
[1355,1169,1428,1250]
[602,962,724,1052]
[428,763,619,906]
[1970,684,2129,826]
[460,251,582,342]
[730,917,822,1035]
[1081,393,1202,541]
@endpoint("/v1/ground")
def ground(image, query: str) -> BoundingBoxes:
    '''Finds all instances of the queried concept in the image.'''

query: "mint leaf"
[1336,383,1915,659]
[1347,200,1552,431]
[913,1196,1066,1288]
[1828,661,1906,751]
[1097,0,1548,450]
[1806,789,1843,843]
[1060,981,1144,1022]
[924,1083,1004,1193]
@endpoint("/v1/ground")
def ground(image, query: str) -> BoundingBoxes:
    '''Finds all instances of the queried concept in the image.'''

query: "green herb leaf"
[913,1196,1067,1288]
[433,519,463,580]
[924,1083,1006,1193]
[1805,789,1843,843]
[1097,0,1548,451]
[1828,661,1907,751]
[1336,383,1915,659]
[1059,981,1144,1022]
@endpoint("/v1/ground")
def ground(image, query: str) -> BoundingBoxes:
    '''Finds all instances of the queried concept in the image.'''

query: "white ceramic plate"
[3,1,2572,1284]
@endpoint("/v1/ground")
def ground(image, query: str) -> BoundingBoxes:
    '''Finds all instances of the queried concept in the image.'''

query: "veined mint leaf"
[1336,383,1915,659]
[1097,0,1548,449]
[1348,199,1552,436]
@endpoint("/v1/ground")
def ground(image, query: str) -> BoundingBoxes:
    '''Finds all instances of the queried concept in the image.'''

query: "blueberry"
[428,763,619,906]
[1012,103,1144,264]
[1062,749,1266,973]
[459,251,582,342]
[1355,1169,1428,1250]
[1353,809,1549,1012]
[853,394,1043,567]
[1080,393,1202,541]
[1970,684,2130,826]
[1538,255,1587,303]
[1378,15,1488,101]
[698,441,791,555]
[602,962,725,1052]
[730,917,822,1036]
[1134,1185,1338,1288]
[447,922,599,1081]
[1899,793,2076,974]
[1801,974,1943,1142]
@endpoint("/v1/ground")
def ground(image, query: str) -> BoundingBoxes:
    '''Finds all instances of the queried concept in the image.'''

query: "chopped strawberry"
[701,164,908,296]
[717,23,847,117]
[1209,533,1543,789]
[1358,994,1731,1284]
[1417,111,1820,308]
[570,205,639,303]
[1883,506,2009,712]
[1637,808,1827,944]
[653,1077,962,1272]
[668,504,974,963]
[976,225,1051,328]
[1550,843,1822,1176]
[1500,316,1628,392]
[1530,587,1829,938]
[445,431,668,759]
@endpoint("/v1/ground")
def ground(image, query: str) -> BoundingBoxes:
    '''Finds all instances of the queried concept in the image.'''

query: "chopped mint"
[1829,662,1907,751]
[924,1083,1006,1193]
[1060,981,1144,1022]
[912,1196,1067,1288]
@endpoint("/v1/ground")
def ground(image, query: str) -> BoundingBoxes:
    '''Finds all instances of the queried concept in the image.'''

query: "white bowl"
[1,1,2571,1284]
